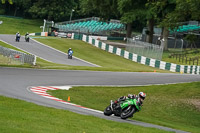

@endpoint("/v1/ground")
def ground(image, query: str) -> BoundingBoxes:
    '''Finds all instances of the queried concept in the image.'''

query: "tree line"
[1,0,200,49]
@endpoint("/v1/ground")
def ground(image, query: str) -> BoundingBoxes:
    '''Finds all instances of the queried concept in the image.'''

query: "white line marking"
[32,39,101,67]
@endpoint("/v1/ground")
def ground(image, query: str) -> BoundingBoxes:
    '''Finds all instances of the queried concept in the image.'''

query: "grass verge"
[0,16,42,35]
[0,95,171,133]
[162,49,200,66]
[0,38,170,72]
[33,37,170,72]
[48,82,200,133]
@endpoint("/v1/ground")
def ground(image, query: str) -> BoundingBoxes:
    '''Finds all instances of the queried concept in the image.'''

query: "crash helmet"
[138,92,146,100]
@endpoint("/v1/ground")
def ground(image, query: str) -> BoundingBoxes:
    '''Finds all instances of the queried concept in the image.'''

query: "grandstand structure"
[169,21,200,35]
[54,17,125,36]
[141,21,200,48]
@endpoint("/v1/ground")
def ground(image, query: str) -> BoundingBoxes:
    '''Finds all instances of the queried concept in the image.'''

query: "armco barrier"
[73,33,200,74]
[0,46,36,65]
[29,32,48,36]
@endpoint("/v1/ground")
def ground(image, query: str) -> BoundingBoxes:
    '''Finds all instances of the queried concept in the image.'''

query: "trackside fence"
[72,33,200,75]
[126,38,164,61]
[0,46,36,65]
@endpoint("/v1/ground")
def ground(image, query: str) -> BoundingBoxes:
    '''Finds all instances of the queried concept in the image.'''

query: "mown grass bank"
[0,16,42,35]
[0,38,169,72]
[0,96,171,133]
[34,37,169,72]
[48,82,200,133]
[0,16,200,67]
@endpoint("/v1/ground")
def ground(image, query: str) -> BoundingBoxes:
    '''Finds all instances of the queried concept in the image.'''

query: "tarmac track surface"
[0,34,199,132]
[0,34,98,67]
[1,67,200,133]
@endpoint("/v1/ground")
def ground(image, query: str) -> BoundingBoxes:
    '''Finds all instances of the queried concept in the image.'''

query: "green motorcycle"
[104,97,142,119]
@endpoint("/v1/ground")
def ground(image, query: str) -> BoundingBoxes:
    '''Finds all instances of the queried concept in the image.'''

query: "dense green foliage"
[0,0,78,21]
[1,0,200,47]
[1,0,200,28]
[49,82,200,133]
[80,0,119,20]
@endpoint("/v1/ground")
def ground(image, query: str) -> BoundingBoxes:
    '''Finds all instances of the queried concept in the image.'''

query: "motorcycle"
[15,35,20,42]
[68,50,73,59]
[104,97,142,119]
[25,35,30,42]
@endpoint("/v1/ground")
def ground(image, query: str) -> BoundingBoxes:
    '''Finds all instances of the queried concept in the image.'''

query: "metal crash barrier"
[0,46,36,65]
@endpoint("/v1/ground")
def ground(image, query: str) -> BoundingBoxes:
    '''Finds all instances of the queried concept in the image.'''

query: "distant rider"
[25,32,29,37]
[68,48,73,59]
[68,48,72,54]
[16,32,20,42]
[25,32,29,42]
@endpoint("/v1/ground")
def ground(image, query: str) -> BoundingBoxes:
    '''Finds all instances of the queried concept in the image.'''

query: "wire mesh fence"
[0,54,22,65]
[126,38,164,60]
[0,46,36,65]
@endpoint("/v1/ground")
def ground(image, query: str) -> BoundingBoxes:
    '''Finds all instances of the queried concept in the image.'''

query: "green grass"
[0,41,36,67]
[0,37,171,72]
[162,49,200,66]
[0,40,25,52]
[0,16,199,133]
[0,96,171,133]
[0,16,42,35]
[34,37,170,72]
[48,82,200,133]
[0,39,161,72]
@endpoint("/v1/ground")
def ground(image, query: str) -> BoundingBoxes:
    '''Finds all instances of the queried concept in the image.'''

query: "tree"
[28,0,77,21]
[150,0,176,50]
[170,0,200,21]
[12,0,31,16]
[1,0,33,17]
[1,0,13,4]
[80,0,148,38]
[80,0,119,20]
[160,0,200,50]
[118,0,147,38]
[184,34,198,49]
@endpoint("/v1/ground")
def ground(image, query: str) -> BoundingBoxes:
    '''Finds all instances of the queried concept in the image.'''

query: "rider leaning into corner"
[114,92,146,111]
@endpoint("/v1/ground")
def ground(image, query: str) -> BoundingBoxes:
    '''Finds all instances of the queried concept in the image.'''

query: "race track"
[0,34,98,67]
[0,67,200,133]
[1,34,199,132]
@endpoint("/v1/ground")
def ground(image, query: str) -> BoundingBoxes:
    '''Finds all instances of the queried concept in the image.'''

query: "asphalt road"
[1,67,200,133]
[1,34,199,132]
[0,34,98,67]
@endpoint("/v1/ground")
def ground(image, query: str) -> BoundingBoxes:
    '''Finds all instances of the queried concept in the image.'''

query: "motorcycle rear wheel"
[120,106,135,119]
[104,105,113,116]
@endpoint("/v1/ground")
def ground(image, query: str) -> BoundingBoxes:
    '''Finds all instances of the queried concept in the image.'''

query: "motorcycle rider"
[114,92,146,110]
[16,32,20,42]
[68,48,72,54]
[68,48,73,59]
[25,32,29,42]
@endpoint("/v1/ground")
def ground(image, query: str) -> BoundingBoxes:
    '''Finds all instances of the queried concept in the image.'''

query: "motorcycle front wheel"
[120,106,135,119]
[104,105,113,116]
